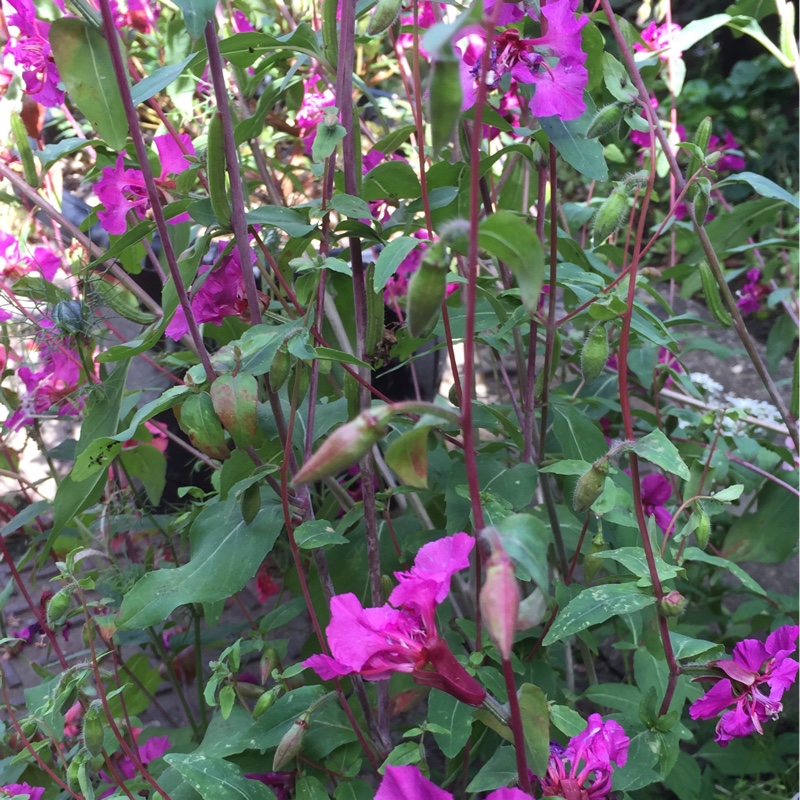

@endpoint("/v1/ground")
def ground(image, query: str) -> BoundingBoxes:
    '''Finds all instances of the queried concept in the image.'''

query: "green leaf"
[116,494,282,629]
[164,754,276,799]
[49,19,129,151]
[245,206,316,237]
[296,776,328,800]
[672,14,729,52]
[50,362,130,546]
[361,161,421,201]
[540,110,608,181]
[373,237,424,292]
[465,746,517,792]
[632,429,690,480]
[312,121,347,163]
[592,547,682,586]
[210,373,259,448]
[495,514,550,590]
[330,194,374,219]
[373,124,417,154]
[334,781,374,800]
[130,54,198,105]
[518,683,550,777]
[552,404,608,463]
[669,632,724,662]
[549,704,587,737]
[293,520,348,549]
[682,547,767,595]
[478,211,545,316]
[584,682,642,716]
[539,459,592,476]
[543,583,656,645]
[709,484,744,503]
[172,0,218,39]
[111,386,190,443]
[428,690,474,759]
[717,171,799,210]
[218,26,322,68]
[119,443,167,506]
[385,426,431,489]
[36,138,100,177]
[1,500,50,536]
[312,347,370,369]
[72,437,123,482]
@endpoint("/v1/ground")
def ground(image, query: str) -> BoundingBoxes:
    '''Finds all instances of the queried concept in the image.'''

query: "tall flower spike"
[304,534,486,705]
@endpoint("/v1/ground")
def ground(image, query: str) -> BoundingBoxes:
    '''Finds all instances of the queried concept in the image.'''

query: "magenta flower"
[1,783,45,800]
[295,76,336,154]
[375,765,528,800]
[633,21,683,60]
[535,714,629,800]
[735,268,768,316]
[640,473,672,533]
[245,772,294,800]
[3,0,64,107]
[304,533,487,705]
[456,0,589,121]
[396,1,442,53]
[99,731,171,798]
[94,134,194,235]
[165,241,257,340]
[709,130,745,172]
[690,625,799,747]
[0,231,61,282]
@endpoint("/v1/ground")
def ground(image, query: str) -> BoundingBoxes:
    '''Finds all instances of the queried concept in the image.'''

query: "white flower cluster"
[687,372,783,433]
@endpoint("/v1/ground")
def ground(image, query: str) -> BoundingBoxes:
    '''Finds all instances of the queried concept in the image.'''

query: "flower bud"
[269,344,292,393]
[581,324,609,383]
[293,406,393,485]
[47,585,75,627]
[592,190,629,245]
[695,506,711,550]
[82,700,104,757]
[288,360,310,405]
[687,116,712,178]
[253,687,281,719]
[52,299,87,335]
[261,648,279,684]
[587,103,624,139]
[272,711,310,770]
[368,0,403,35]
[573,459,609,514]
[406,244,448,338]
[479,536,520,660]
[659,590,688,618]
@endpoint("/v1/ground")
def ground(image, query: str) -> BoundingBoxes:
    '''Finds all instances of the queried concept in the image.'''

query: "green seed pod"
[273,712,310,770]
[269,344,292,393]
[82,700,104,757]
[207,112,232,229]
[587,103,624,139]
[288,360,309,405]
[367,0,403,35]
[253,687,280,719]
[94,279,156,325]
[573,459,609,514]
[581,324,609,383]
[260,648,279,684]
[293,405,393,485]
[592,190,629,246]
[698,261,733,327]
[241,483,261,525]
[687,116,712,178]
[406,245,448,338]
[10,111,38,187]
[695,505,711,550]
[321,0,338,70]
[51,299,87,335]
[429,45,463,155]
[47,585,75,627]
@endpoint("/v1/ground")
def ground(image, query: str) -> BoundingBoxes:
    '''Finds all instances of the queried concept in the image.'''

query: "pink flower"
[3,0,64,107]
[1,783,45,800]
[535,714,629,800]
[0,231,61,282]
[709,130,745,172]
[633,21,683,60]
[295,76,336,154]
[396,1,442,53]
[255,562,281,603]
[640,473,672,533]
[690,625,799,747]
[735,268,767,316]
[457,0,589,122]
[304,533,486,705]
[94,134,194,235]
[375,765,529,800]
[164,241,256,340]
[99,731,171,797]
[245,772,294,800]
[63,700,84,737]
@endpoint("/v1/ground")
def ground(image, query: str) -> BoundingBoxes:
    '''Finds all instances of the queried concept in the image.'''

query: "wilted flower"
[3,0,64,107]
[535,714,629,800]
[94,134,194,235]
[689,625,799,747]
[375,764,528,799]
[304,533,486,705]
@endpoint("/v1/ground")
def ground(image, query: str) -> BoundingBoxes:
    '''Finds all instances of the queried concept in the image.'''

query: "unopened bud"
[573,459,609,514]
[293,406,393,485]
[381,574,394,602]
[272,711,310,770]
[479,532,519,660]
[593,190,629,245]
[261,648,279,684]
[659,590,687,618]
[269,344,292,393]
[687,116,712,177]
[253,687,280,719]
[581,324,609,384]
[587,103,624,139]
[82,701,104,757]
[406,244,448,338]
[288,361,310,405]
[695,506,711,549]
[47,585,75,627]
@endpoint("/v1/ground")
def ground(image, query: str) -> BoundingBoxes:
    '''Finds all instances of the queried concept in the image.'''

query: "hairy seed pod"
[687,116,712,178]
[82,701,104,757]
[406,244,448,338]
[573,459,609,514]
[592,190,629,245]
[207,112,232,229]
[273,712,310,770]
[368,0,403,35]
[659,590,688,618]
[429,46,463,155]
[268,344,292,393]
[587,103,624,139]
[94,279,156,325]
[698,261,733,327]
[51,299,87,335]
[47,585,75,626]
[581,324,609,383]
